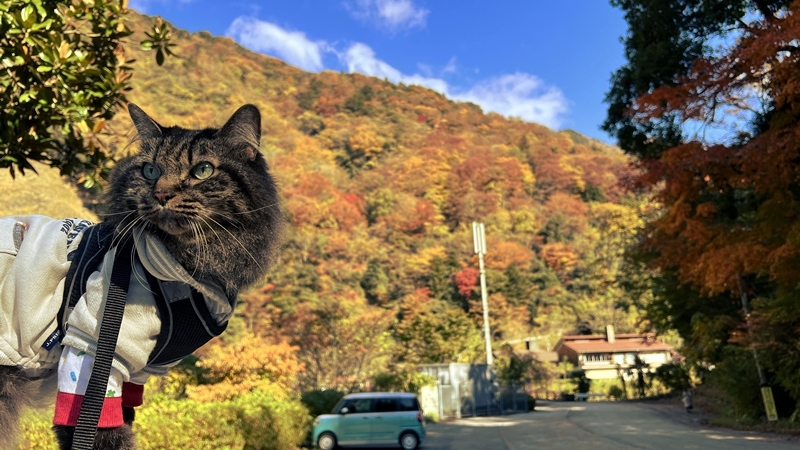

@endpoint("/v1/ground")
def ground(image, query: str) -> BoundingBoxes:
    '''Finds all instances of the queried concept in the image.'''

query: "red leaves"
[454,268,479,298]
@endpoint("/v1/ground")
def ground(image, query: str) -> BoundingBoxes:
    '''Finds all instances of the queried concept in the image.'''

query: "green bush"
[134,387,309,450]
[18,409,58,450]
[301,390,345,418]
[653,362,691,393]
[0,0,174,183]
[570,370,591,394]
[372,371,436,394]
[608,385,624,400]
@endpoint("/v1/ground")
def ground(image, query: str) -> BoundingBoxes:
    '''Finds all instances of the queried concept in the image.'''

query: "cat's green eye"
[142,163,161,180]
[191,162,215,180]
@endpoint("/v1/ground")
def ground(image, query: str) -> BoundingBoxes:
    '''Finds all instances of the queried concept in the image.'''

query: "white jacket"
[0,215,234,381]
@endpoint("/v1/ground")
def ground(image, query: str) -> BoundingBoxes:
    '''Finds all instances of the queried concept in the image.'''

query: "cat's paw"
[95,426,138,450]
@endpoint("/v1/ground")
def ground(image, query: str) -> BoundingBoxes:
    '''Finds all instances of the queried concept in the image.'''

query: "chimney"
[606,325,615,343]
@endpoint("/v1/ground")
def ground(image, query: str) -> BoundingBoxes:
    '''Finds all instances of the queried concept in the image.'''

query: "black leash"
[71,242,132,450]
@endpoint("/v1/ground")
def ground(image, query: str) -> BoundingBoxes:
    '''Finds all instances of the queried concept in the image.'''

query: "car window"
[398,397,420,412]
[340,398,372,414]
[374,398,398,413]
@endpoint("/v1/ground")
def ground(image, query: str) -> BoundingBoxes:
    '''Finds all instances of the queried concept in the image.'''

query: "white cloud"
[341,43,568,128]
[223,16,568,129]
[454,74,569,128]
[226,17,327,72]
[342,43,449,93]
[442,57,457,75]
[346,0,429,31]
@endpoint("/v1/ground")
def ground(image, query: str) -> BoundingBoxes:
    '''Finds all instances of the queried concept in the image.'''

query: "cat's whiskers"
[195,215,223,254]
[205,211,243,229]
[189,220,204,280]
[231,201,281,215]
[199,221,211,278]
[111,213,142,249]
[198,213,263,272]
[97,209,140,218]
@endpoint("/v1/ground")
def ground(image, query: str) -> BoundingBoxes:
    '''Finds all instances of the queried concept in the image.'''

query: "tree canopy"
[0,0,173,185]
[605,0,800,418]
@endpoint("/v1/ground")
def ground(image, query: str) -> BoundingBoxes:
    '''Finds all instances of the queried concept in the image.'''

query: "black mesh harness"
[58,223,230,448]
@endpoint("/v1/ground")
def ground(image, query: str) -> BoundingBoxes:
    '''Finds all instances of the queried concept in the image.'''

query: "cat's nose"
[154,191,174,206]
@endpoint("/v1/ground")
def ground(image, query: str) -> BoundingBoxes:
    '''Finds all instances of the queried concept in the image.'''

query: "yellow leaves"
[590,202,643,233]
[58,41,71,59]
[348,123,384,158]
[188,333,303,402]
[404,245,446,279]
[92,118,105,133]
[510,210,538,233]
[484,240,533,271]
[539,242,579,273]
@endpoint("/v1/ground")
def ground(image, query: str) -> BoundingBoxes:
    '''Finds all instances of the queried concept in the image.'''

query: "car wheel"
[318,432,337,450]
[399,431,419,450]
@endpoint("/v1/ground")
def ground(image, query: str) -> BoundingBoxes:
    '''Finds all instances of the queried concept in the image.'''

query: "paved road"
[419,401,799,450]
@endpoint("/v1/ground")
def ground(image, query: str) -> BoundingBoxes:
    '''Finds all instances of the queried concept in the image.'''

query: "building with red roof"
[554,326,675,380]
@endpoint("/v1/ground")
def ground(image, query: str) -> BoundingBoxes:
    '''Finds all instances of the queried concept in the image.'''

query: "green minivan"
[312,392,426,450]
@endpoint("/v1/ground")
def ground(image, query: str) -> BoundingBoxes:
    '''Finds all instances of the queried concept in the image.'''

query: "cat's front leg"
[0,366,33,449]
[53,424,138,450]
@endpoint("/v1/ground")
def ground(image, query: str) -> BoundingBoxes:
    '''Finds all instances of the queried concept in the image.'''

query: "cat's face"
[105,104,279,246]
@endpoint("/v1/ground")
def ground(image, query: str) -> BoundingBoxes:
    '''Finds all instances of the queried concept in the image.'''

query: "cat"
[0,103,282,449]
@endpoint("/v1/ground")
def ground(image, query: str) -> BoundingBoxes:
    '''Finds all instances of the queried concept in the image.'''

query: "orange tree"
[604,0,800,417]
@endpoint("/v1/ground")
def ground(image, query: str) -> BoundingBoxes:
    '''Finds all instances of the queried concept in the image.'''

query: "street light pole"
[473,222,493,365]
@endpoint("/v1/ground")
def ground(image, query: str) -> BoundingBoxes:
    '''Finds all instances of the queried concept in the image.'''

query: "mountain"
[25,13,647,372]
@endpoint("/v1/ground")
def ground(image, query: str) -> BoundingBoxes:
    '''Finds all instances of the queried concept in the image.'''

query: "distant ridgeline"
[96,13,648,371]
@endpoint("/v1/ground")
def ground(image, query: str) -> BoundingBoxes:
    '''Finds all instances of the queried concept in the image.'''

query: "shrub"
[134,385,309,450]
[570,370,591,394]
[608,385,624,400]
[301,390,345,418]
[653,362,691,393]
[18,409,58,450]
[372,371,436,394]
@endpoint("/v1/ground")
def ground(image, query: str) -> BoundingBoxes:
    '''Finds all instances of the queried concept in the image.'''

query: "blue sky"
[129,0,629,144]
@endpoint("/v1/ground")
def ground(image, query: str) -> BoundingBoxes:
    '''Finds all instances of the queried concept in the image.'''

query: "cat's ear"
[215,104,261,161]
[128,103,163,141]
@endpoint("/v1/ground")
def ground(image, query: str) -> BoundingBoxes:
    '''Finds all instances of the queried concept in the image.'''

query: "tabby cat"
[0,103,282,449]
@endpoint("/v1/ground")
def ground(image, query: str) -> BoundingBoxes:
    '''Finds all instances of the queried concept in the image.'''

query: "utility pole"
[737,274,778,422]
[472,222,493,365]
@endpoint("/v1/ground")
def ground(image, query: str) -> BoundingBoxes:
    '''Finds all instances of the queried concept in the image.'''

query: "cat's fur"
[0,104,282,449]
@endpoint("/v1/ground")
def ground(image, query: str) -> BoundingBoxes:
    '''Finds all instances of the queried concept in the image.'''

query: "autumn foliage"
[16,9,651,447]
[606,0,800,418]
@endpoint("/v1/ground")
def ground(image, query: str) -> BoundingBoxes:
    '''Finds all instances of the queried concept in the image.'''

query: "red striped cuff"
[122,382,144,407]
[53,392,123,428]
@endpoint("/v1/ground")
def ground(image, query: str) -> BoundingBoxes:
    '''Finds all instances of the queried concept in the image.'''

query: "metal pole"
[473,222,493,366]
[737,275,766,385]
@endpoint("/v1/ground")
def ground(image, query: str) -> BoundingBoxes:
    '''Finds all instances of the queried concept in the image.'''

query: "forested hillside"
[90,13,649,388]
[5,9,654,448]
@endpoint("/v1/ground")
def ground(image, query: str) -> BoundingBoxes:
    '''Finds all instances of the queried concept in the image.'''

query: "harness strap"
[71,241,132,450]
[60,223,114,336]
